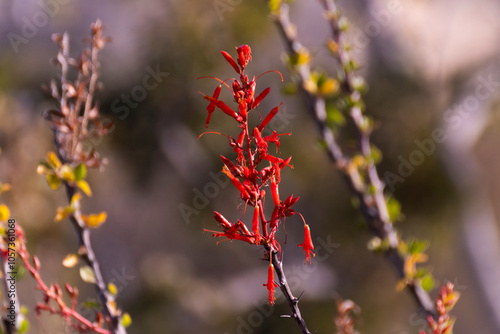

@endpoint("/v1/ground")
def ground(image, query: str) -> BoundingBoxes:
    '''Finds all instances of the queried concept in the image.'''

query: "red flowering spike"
[236,45,252,71]
[298,223,315,264]
[221,50,240,74]
[204,85,221,128]
[263,263,279,305]
[258,102,283,132]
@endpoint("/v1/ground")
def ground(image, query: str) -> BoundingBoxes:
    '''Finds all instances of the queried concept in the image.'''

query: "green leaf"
[326,104,346,127]
[282,82,298,95]
[80,266,96,284]
[407,239,429,255]
[386,197,402,222]
[19,319,29,334]
[369,145,382,165]
[121,313,132,328]
[421,273,435,292]
[74,163,87,181]
[83,299,100,310]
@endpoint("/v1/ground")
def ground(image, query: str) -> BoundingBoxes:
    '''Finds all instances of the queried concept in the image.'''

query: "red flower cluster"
[421,283,460,334]
[200,45,314,304]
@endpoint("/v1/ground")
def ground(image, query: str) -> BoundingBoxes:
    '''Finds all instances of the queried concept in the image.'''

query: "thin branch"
[267,246,311,334]
[62,183,125,334]
[272,2,436,316]
[15,226,111,334]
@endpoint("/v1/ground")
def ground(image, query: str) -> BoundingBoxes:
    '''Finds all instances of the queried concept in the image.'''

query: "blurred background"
[1,0,500,333]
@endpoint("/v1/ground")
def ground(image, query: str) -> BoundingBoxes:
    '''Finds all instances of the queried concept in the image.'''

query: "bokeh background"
[1,0,500,333]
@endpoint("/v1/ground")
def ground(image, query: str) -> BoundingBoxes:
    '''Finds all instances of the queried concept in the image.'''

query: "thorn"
[280,314,292,318]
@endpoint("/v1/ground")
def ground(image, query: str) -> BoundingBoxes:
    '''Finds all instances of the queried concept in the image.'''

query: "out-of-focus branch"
[40,20,127,334]
[271,2,436,316]
[15,225,111,334]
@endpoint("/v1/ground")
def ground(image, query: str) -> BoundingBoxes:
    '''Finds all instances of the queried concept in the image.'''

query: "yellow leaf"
[47,152,62,169]
[0,204,10,221]
[86,212,107,228]
[62,254,79,268]
[70,192,82,208]
[60,164,75,182]
[108,282,118,295]
[396,278,408,292]
[54,207,68,222]
[318,78,339,96]
[79,266,96,284]
[77,180,92,197]
[46,174,61,190]
[121,313,132,328]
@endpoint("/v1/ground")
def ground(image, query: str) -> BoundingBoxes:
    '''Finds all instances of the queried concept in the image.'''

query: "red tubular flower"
[221,155,242,177]
[203,85,221,128]
[298,223,315,264]
[216,100,240,121]
[252,87,270,110]
[258,102,283,132]
[271,175,280,207]
[223,166,251,200]
[221,50,240,74]
[252,205,260,244]
[264,263,279,305]
[252,127,267,150]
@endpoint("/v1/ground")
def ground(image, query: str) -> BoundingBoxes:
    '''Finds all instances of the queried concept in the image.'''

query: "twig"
[15,225,111,334]
[272,2,436,316]
[268,247,311,334]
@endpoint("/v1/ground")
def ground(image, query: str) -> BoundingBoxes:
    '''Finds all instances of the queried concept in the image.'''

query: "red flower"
[237,45,252,71]
[202,85,221,128]
[298,223,315,264]
[263,263,279,305]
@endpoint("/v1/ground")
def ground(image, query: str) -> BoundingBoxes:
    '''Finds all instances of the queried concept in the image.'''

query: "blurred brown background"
[1,0,500,333]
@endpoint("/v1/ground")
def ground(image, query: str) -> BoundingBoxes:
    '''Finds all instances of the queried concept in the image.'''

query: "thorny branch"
[272,1,436,316]
[268,247,311,334]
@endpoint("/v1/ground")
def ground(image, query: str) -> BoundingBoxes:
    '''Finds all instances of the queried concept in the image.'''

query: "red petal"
[205,85,221,128]
[216,100,239,120]
[221,50,240,74]
[258,102,283,132]
[252,87,270,109]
